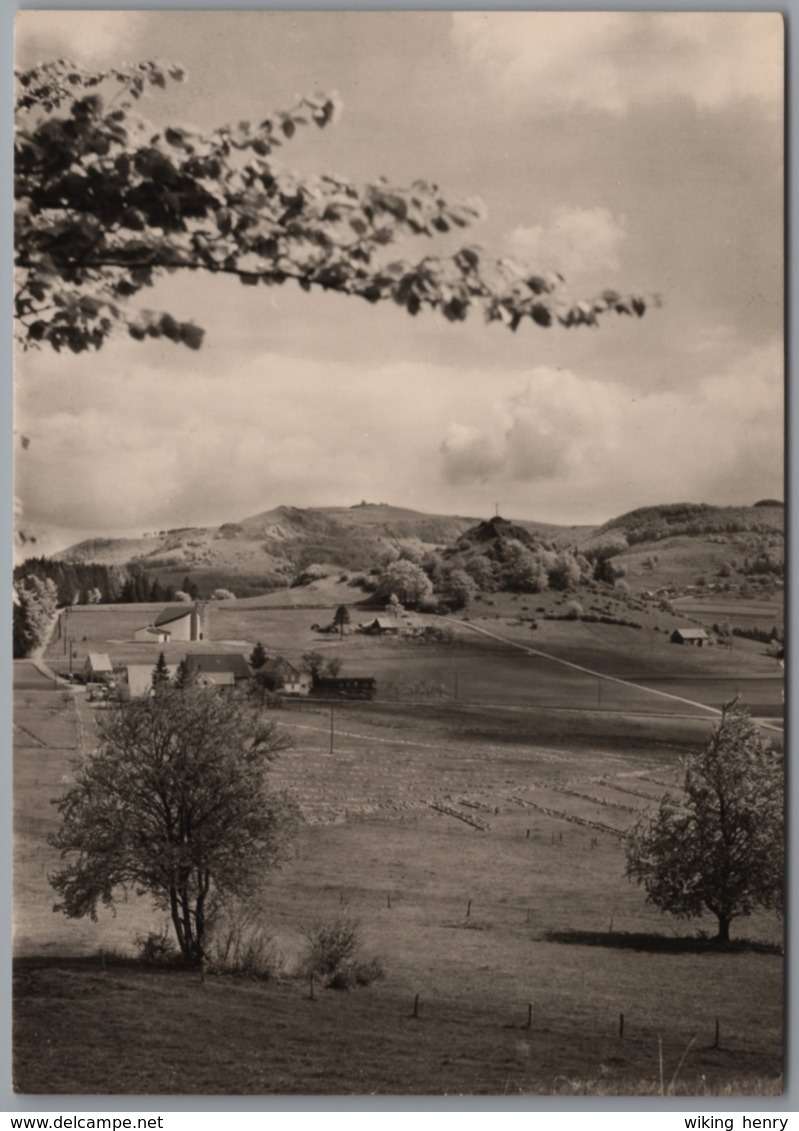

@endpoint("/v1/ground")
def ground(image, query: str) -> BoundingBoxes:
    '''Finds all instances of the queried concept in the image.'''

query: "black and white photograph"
[12,10,785,1097]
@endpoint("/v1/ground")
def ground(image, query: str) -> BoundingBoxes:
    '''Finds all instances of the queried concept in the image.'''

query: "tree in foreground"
[625,708,783,943]
[49,686,299,962]
[15,58,656,354]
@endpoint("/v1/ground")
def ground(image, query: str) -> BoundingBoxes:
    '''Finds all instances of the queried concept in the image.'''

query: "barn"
[312,676,377,700]
[362,617,400,636]
[670,627,710,646]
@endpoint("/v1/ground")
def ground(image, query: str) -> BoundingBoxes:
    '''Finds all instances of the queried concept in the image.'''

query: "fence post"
[413,992,419,1018]
[526,1002,532,1030]
[466,898,472,918]
[714,1018,720,1049]
[619,1012,624,1038]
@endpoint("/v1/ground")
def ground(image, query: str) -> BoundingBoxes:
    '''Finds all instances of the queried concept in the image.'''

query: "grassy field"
[18,600,784,1095]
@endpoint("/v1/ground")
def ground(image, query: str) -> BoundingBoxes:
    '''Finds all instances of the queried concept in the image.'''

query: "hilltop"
[45,499,783,607]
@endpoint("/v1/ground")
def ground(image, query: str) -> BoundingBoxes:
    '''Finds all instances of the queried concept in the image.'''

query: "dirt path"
[454,619,783,735]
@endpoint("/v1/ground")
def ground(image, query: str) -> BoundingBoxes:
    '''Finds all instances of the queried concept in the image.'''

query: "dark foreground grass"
[14,957,782,1096]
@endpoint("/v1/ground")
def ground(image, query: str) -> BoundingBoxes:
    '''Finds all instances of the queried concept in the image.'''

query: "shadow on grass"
[544,929,782,956]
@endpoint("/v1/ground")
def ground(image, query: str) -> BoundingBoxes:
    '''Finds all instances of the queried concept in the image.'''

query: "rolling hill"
[49,500,782,604]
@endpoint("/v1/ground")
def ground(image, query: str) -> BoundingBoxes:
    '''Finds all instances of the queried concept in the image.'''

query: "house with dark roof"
[361,617,400,636]
[670,627,710,646]
[185,653,251,686]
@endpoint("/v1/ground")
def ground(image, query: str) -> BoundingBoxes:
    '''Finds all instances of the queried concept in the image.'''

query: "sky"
[14,10,784,554]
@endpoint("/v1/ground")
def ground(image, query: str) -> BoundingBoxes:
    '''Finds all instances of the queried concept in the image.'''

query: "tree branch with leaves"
[15,57,658,354]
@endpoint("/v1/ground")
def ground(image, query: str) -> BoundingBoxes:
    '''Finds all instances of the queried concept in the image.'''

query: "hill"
[47,500,783,608]
[53,504,592,594]
[577,503,784,603]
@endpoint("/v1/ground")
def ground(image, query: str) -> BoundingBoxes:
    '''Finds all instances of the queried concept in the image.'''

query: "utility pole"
[329,705,334,755]
[597,677,602,710]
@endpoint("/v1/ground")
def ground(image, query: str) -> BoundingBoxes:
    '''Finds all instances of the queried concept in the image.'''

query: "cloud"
[451,12,783,116]
[15,348,469,538]
[439,343,783,512]
[506,208,626,282]
[16,11,150,66]
[15,334,782,546]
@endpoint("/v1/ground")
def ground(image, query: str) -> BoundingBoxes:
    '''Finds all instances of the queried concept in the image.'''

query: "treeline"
[13,557,202,606]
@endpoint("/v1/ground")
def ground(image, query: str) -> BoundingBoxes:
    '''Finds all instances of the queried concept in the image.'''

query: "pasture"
[17,601,784,1094]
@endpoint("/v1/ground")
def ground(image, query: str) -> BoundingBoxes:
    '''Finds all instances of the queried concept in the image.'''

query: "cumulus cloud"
[451,12,783,116]
[439,343,783,512]
[506,208,626,282]
[15,348,467,538]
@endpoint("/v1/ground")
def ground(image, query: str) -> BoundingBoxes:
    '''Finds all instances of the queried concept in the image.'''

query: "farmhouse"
[154,601,210,642]
[132,625,171,643]
[362,617,400,636]
[185,653,251,687]
[83,653,114,683]
[670,627,710,646]
[260,657,312,696]
[312,676,377,700]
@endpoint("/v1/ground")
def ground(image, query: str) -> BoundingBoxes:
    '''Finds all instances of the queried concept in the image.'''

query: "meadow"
[17,600,784,1095]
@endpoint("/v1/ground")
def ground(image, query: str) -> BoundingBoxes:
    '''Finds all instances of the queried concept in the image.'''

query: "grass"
[13,955,782,1096]
[18,601,784,1095]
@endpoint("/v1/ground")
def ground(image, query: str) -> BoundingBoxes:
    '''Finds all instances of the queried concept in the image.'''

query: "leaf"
[529,303,552,328]
[179,322,204,349]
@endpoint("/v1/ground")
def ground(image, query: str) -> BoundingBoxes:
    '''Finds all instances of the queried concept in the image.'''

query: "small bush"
[208,908,283,981]
[135,927,178,965]
[299,916,384,990]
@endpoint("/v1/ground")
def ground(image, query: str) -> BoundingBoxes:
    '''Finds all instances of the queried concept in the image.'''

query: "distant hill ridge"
[585,502,784,550]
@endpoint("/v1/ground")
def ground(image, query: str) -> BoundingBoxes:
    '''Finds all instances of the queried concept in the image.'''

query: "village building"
[153,601,210,642]
[260,657,312,696]
[312,675,377,700]
[83,653,115,683]
[361,617,400,636]
[184,653,251,687]
[670,627,710,646]
[132,625,171,643]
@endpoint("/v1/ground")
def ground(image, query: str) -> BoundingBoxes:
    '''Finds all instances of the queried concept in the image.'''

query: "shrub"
[299,916,384,990]
[207,908,283,981]
[135,926,179,965]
